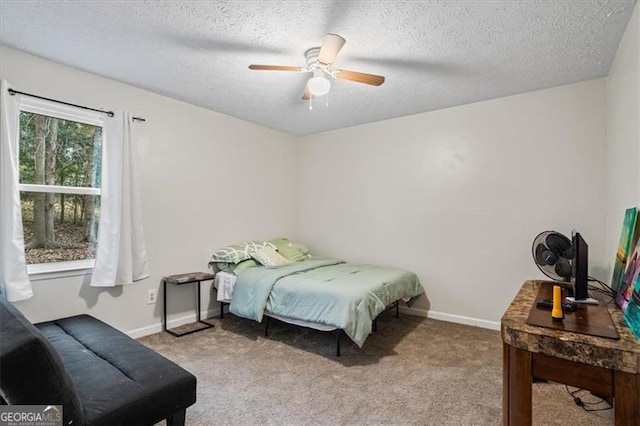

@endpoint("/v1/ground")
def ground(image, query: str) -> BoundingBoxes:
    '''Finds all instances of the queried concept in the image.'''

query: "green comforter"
[229,258,424,347]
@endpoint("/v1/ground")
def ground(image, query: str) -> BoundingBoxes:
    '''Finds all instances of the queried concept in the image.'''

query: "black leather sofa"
[0,296,196,426]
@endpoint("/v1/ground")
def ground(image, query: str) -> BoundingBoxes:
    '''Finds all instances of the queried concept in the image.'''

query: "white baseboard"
[127,307,222,339]
[398,306,501,331]
[127,305,499,338]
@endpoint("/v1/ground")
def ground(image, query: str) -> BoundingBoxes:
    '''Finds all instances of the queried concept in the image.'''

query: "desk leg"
[162,280,167,332]
[614,371,640,426]
[196,280,202,322]
[503,343,532,425]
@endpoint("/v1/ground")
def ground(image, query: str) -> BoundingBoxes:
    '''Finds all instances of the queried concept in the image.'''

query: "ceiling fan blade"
[335,69,385,86]
[248,65,304,72]
[318,33,346,65]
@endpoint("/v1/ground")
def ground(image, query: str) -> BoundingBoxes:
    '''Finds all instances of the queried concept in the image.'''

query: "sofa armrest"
[0,297,86,426]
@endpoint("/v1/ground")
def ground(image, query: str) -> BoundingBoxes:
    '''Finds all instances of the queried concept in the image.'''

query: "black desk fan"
[532,230,598,304]
[531,230,580,310]
[532,231,573,283]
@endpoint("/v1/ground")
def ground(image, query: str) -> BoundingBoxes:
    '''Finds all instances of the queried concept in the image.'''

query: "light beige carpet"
[140,312,613,425]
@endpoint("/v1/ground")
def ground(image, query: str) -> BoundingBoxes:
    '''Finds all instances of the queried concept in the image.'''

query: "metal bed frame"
[219,297,401,356]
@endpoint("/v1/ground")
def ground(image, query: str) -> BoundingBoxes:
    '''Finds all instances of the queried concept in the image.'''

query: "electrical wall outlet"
[146,289,157,305]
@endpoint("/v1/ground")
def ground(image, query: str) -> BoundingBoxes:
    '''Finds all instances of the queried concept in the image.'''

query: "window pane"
[19,111,102,188]
[21,192,100,264]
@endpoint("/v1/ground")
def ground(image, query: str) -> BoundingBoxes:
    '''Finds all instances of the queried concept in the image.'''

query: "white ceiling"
[0,1,636,136]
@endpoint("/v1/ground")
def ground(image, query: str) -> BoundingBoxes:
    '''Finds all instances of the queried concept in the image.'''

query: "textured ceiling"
[0,1,636,136]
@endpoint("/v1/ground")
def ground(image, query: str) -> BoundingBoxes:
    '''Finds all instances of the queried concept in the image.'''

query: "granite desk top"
[501,280,640,374]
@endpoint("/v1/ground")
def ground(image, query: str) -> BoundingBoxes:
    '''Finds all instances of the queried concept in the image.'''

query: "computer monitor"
[567,231,600,304]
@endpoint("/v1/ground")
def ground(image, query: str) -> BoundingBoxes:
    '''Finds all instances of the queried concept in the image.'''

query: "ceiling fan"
[248,33,385,100]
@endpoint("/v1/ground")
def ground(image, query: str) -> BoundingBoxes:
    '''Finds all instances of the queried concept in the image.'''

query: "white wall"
[606,4,640,278]
[4,19,635,333]
[297,80,608,327]
[0,45,298,336]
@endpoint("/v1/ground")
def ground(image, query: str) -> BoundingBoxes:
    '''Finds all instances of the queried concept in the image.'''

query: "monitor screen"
[572,231,589,300]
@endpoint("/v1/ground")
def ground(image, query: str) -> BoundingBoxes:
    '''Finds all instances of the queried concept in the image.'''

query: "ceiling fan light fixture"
[307,75,331,96]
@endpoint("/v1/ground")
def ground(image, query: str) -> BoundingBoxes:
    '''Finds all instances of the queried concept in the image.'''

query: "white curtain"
[91,110,149,287]
[0,80,33,301]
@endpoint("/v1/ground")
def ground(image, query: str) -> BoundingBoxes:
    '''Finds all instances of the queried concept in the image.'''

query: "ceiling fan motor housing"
[305,47,321,68]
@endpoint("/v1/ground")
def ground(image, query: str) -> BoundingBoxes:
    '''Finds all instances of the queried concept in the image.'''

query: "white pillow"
[251,246,291,267]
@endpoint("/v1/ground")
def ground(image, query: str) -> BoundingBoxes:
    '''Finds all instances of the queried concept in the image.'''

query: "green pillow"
[234,259,258,275]
[270,238,308,262]
[212,262,233,273]
[211,259,258,275]
[291,242,310,256]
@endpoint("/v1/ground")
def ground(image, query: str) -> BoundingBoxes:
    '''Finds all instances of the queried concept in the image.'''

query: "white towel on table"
[214,272,237,302]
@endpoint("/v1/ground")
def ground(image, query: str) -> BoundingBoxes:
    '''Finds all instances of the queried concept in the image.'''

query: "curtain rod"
[7,88,146,122]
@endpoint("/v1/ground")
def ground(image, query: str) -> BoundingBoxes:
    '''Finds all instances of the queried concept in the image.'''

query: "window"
[17,98,104,275]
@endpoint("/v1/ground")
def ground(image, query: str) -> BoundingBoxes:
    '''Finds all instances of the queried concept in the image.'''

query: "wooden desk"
[502,280,640,425]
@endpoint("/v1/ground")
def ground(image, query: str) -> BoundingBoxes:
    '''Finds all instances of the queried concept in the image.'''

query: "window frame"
[17,97,105,278]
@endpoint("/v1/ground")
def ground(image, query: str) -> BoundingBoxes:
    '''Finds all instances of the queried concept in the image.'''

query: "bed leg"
[336,329,342,357]
[264,316,269,337]
[395,301,399,318]
[220,302,224,319]
[372,318,377,333]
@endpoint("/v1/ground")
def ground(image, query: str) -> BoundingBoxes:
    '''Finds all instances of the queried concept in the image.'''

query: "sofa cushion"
[0,297,86,426]
[35,315,196,426]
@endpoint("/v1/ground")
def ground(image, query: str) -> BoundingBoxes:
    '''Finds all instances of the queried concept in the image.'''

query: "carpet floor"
[139,311,613,425]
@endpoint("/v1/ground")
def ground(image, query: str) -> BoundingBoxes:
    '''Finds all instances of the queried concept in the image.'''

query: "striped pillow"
[209,241,275,264]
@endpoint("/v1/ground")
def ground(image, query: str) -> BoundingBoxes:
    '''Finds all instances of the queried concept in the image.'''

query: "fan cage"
[532,230,573,282]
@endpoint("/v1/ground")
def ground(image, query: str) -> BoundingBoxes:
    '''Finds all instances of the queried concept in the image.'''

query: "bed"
[212,253,424,355]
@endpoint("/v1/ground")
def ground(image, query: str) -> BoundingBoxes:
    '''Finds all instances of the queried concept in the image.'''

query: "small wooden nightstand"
[162,272,216,337]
